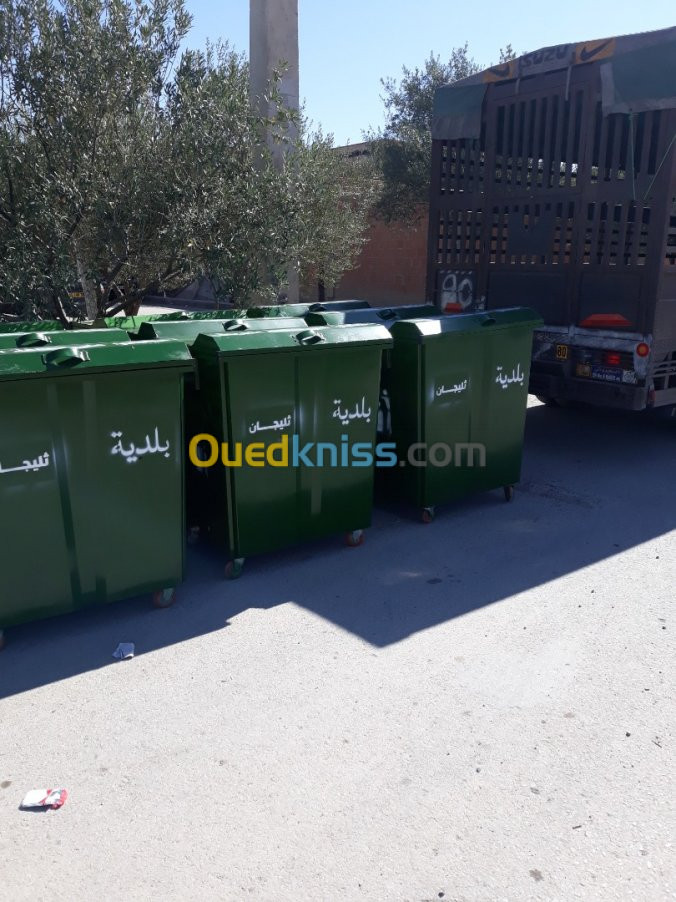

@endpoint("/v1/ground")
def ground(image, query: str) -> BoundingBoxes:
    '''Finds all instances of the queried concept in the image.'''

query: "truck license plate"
[591,366,622,383]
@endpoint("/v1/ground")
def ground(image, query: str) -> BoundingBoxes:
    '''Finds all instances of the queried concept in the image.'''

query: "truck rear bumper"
[529,369,648,410]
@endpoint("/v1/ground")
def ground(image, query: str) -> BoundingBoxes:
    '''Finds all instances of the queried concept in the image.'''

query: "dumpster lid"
[246,304,310,318]
[306,299,372,312]
[137,317,308,342]
[0,328,128,349]
[306,305,437,327]
[96,314,193,331]
[192,323,393,358]
[97,310,245,331]
[246,300,371,318]
[390,308,543,340]
[0,339,194,381]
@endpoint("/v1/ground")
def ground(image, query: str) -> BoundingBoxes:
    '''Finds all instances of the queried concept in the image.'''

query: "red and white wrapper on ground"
[21,789,68,809]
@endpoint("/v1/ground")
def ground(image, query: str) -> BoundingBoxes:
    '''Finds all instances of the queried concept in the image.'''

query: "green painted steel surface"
[97,312,240,332]
[0,320,65,333]
[387,309,542,510]
[305,305,438,327]
[189,325,391,562]
[0,328,128,350]
[136,317,308,343]
[0,340,194,629]
[247,300,372,318]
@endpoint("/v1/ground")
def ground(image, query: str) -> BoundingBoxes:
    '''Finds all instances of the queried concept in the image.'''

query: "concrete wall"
[332,205,429,307]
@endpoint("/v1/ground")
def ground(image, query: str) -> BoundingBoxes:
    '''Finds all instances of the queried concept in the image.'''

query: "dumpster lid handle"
[43,347,90,368]
[377,309,396,320]
[296,329,325,345]
[16,332,52,348]
[222,320,249,332]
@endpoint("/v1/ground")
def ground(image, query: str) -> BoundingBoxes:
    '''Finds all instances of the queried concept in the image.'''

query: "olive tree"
[0,0,375,320]
[369,44,516,223]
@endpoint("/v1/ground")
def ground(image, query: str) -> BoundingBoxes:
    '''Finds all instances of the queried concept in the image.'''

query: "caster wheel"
[225,559,245,580]
[345,530,364,547]
[504,485,514,502]
[152,588,177,609]
[0,631,5,652]
[421,507,435,524]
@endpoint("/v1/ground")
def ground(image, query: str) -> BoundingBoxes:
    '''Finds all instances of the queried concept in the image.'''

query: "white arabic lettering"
[248,414,292,435]
[0,451,51,476]
[332,397,372,425]
[435,379,468,397]
[110,428,171,464]
[495,363,525,390]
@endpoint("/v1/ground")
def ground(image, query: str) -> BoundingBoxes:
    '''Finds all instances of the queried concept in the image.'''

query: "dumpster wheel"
[421,507,436,524]
[225,559,245,580]
[345,529,364,547]
[152,588,177,609]
[503,485,514,502]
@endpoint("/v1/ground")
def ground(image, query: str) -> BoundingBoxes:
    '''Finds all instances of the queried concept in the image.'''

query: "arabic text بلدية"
[332,396,372,425]
[495,363,525,390]
[110,427,171,464]
[0,451,51,476]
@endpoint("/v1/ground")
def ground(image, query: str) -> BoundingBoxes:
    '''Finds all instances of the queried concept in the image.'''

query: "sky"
[184,1,675,145]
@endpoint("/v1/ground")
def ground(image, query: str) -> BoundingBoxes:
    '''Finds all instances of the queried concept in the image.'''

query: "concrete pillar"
[250,0,300,300]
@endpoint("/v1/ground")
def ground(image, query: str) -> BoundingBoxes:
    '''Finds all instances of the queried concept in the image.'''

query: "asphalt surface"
[0,399,674,901]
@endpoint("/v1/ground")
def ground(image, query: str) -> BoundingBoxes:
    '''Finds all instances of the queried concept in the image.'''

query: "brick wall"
[331,205,429,307]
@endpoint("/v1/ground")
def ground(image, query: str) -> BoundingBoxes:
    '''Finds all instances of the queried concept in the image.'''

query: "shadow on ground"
[2,403,674,697]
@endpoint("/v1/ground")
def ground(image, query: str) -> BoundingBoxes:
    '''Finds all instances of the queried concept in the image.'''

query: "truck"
[426,26,676,410]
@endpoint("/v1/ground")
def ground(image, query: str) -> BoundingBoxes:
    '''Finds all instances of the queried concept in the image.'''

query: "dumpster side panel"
[221,354,300,558]
[421,335,484,506]
[296,346,383,536]
[474,326,536,490]
[0,382,74,627]
[60,371,186,603]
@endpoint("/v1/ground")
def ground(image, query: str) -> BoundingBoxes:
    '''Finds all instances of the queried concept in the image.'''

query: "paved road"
[0,400,674,901]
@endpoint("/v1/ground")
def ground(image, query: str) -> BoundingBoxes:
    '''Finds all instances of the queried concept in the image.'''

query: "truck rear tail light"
[603,351,622,366]
[580,313,633,329]
[636,342,650,358]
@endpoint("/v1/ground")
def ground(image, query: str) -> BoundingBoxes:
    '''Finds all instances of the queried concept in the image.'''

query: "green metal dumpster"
[135,318,306,534]
[0,339,194,646]
[189,324,392,577]
[0,328,128,350]
[387,308,542,520]
[0,320,65,333]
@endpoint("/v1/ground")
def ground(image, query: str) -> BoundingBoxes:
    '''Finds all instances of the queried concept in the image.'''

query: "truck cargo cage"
[427,27,676,409]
